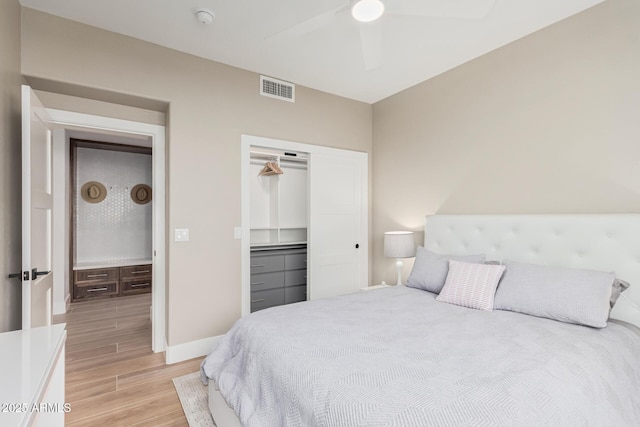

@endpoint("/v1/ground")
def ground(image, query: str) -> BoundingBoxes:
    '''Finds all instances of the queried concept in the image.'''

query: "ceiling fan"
[267,0,497,71]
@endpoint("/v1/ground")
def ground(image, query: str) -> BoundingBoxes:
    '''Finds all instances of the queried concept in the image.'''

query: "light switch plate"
[234,227,242,239]
[175,228,189,242]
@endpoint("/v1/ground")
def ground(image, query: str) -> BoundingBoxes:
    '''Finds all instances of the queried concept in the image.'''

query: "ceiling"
[19,0,605,104]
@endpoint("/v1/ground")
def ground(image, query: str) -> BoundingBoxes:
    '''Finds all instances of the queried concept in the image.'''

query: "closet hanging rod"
[279,157,308,164]
[278,162,307,170]
[250,150,308,162]
[250,160,308,171]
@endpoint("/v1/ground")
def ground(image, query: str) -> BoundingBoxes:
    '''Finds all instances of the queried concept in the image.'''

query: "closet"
[70,139,153,302]
[243,135,369,315]
[249,148,308,312]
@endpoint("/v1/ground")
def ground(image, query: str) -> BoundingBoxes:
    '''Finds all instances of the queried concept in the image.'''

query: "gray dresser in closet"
[250,245,307,312]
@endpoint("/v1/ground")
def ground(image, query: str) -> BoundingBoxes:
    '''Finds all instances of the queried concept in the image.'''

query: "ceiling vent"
[260,76,295,102]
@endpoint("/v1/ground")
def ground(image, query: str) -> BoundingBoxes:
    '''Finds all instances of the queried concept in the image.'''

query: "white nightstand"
[360,283,392,291]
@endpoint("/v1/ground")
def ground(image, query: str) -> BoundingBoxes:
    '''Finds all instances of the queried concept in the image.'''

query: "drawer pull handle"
[131,270,150,274]
[251,299,265,303]
[131,283,150,288]
[87,274,108,278]
[251,264,265,268]
[87,287,108,292]
[251,282,265,286]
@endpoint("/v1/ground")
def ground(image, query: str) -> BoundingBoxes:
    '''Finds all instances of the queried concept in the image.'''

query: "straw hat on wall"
[81,181,107,203]
[131,184,152,205]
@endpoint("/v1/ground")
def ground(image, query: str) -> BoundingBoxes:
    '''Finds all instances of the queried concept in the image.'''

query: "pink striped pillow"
[436,260,506,311]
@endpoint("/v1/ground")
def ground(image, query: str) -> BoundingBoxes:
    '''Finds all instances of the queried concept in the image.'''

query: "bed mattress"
[201,286,640,426]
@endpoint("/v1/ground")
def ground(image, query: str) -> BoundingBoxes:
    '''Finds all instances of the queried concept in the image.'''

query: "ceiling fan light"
[351,0,385,23]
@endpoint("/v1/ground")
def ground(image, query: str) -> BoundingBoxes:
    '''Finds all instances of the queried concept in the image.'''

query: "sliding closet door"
[309,148,367,299]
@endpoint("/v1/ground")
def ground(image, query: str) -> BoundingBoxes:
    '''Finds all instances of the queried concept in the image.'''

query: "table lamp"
[384,231,416,286]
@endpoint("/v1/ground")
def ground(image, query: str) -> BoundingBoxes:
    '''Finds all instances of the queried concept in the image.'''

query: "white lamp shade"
[384,231,416,258]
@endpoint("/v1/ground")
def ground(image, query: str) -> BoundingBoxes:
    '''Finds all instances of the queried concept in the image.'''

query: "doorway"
[70,138,153,305]
[48,108,166,352]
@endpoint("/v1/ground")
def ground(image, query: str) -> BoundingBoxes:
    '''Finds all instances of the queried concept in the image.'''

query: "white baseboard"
[53,293,71,315]
[165,335,222,364]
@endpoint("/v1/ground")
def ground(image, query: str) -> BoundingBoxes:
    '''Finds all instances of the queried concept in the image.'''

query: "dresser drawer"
[250,288,285,312]
[121,264,152,279]
[75,281,119,299]
[285,253,307,270]
[285,269,306,287]
[121,278,152,295]
[74,267,119,284]
[285,285,307,304]
[250,271,285,291]
[250,255,285,274]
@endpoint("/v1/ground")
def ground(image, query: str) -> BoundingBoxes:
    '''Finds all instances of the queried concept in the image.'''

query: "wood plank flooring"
[53,294,204,426]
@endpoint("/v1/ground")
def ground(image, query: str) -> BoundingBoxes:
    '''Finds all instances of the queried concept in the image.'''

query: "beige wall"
[372,0,640,284]
[0,0,23,332]
[21,8,372,346]
[34,89,166,126]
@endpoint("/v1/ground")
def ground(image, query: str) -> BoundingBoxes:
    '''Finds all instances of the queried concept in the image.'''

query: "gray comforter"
[201,286,640,426]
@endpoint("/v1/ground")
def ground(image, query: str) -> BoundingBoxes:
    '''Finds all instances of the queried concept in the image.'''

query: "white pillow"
[436,260,506,311]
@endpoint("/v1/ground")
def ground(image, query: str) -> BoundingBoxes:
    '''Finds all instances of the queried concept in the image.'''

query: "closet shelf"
[251,241,307,248]
[251,225,307,230]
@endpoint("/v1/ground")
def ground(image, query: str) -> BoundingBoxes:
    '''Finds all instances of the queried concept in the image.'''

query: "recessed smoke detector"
[195,8,214,25]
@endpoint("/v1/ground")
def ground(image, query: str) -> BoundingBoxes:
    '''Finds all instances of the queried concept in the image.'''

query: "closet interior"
[70,139,153,302]
[249,147,308,312]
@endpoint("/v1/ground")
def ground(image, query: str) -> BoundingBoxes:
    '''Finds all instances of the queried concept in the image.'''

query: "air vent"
[260,76,295,102]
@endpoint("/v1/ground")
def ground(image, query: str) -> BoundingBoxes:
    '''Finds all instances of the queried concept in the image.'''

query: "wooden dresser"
[120,265,153,295]
[73,262,152,301]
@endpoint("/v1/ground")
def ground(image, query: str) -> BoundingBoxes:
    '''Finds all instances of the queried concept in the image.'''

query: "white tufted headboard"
[424,214,640,328]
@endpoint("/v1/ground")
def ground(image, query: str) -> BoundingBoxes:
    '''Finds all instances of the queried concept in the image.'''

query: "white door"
[22,85,53,329]
[309,148,367,299]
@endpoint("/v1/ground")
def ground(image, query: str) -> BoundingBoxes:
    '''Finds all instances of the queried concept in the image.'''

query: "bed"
[201,214,640,426]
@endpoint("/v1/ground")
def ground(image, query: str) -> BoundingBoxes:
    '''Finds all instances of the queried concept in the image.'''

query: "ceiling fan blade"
[389,0,496,20]
[359,21,383,71]
[266,5,348,42]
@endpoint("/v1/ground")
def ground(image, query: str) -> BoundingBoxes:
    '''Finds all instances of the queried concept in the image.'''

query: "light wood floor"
[53,294,204,426]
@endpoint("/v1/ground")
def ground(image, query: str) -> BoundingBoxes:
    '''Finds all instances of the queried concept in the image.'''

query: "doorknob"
[355,243,359,249]
[31,268,50,279]
[7,272,22,280]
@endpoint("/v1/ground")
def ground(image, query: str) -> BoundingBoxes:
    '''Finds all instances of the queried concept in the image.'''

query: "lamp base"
[395,259,404,287]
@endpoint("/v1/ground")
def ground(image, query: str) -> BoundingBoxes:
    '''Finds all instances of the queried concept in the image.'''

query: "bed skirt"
[208,381,241,427]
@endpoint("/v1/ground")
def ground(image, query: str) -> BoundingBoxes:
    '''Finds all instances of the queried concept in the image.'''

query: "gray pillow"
[611,278,630,308]
[494,261,615,328]
[406,247,486,294]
